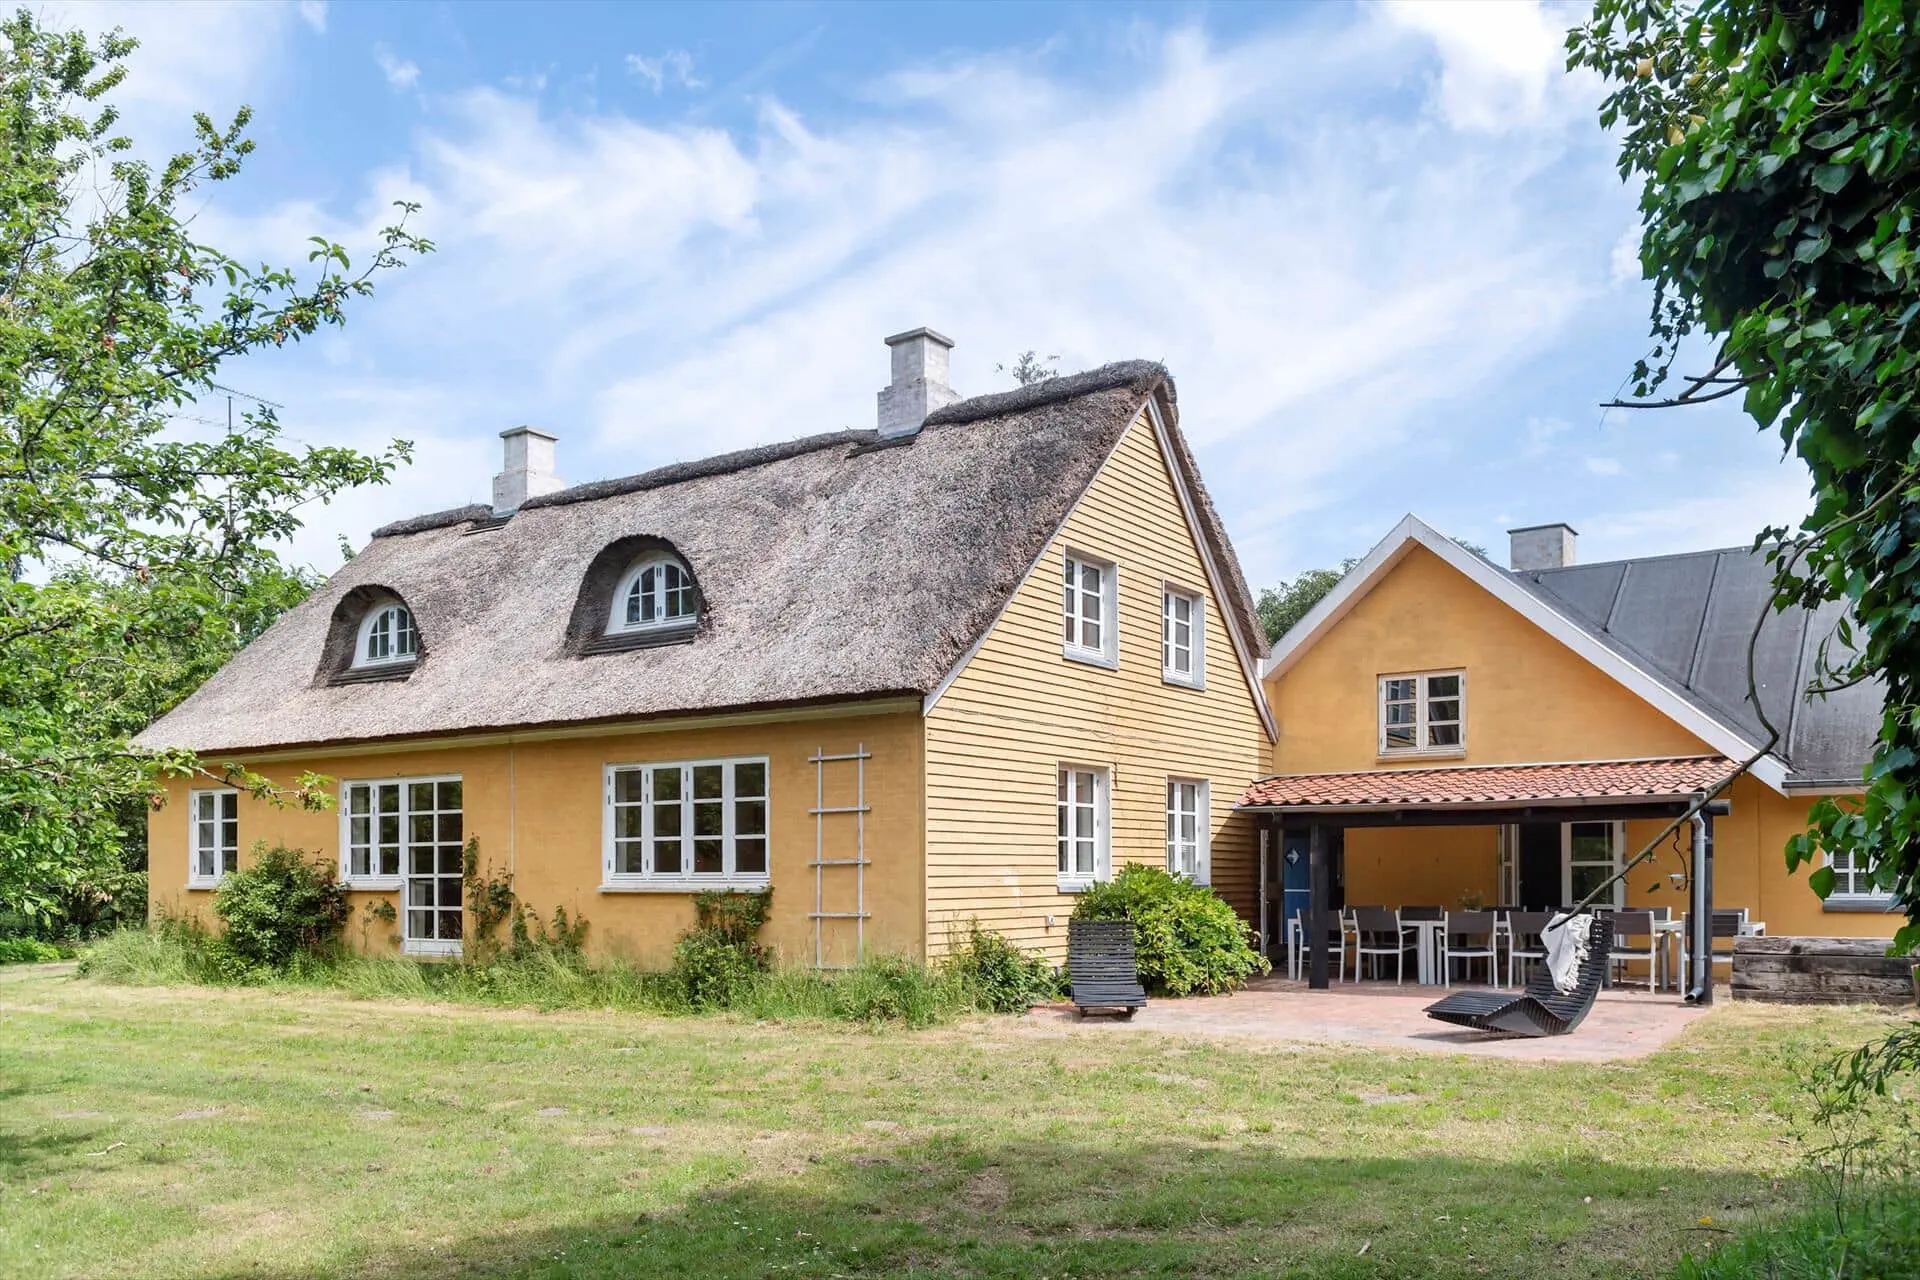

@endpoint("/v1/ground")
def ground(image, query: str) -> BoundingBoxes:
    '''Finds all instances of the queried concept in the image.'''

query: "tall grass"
[78,924,1002,1027]
[1674,1193,1920,1278]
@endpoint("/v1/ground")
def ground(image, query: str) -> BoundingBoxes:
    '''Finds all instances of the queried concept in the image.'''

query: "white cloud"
[1523,415,1571,456]
[297,1,326,34]
[1610,222,1644,285]
[374,44,421,93]
[1584,456,1624,477]
[1379,0,1589,133]
[625,50,704,94]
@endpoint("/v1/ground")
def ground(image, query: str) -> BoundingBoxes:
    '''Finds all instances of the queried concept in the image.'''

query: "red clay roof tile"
[1239,755,1734,810]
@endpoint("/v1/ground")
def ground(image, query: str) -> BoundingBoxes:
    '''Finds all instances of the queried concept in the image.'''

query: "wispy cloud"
[1584,456,1624,477]
[296,1,326,35]
[374,44,420,93]
[625,50,704,94]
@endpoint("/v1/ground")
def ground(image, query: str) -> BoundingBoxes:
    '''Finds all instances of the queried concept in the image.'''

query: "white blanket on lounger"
[1544,913,1591,995]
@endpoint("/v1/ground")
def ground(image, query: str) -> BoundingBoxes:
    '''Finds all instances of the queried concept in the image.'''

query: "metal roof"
[1512,548,1880,787]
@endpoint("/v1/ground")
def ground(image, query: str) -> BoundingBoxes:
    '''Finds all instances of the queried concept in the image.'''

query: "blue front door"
[1281,828,1311,930]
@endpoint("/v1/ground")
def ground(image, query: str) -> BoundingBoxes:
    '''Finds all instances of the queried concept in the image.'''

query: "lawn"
[0,963,1906,1279]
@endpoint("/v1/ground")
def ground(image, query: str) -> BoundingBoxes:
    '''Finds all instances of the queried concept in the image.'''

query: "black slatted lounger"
[1068,919,1147,1018]
[1424,915,1613,1038]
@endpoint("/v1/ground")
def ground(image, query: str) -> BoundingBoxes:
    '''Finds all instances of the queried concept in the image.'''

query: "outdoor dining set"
[1285,904,1765,991]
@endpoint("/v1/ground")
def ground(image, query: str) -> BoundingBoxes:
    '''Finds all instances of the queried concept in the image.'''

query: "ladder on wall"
[808,744,870,969]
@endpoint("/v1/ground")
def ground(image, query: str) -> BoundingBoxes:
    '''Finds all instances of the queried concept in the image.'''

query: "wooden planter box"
[1731,936,1917,1007]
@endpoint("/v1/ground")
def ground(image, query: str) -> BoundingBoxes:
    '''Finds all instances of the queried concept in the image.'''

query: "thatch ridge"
[923,360,1167,429]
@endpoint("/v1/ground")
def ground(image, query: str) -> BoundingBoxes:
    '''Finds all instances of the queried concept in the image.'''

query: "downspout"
[1687,809,1714,1005]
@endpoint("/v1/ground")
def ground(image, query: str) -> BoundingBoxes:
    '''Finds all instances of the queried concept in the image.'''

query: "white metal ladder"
[808,744,870,969]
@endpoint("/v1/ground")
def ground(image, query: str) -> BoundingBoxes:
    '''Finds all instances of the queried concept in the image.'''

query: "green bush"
[1674,1193,1920,1278]
[213,843,350,969]
[0,936,64,964]
[942,920,1060,1012]
[670,926,764,1010]
[1071,864,1269,996]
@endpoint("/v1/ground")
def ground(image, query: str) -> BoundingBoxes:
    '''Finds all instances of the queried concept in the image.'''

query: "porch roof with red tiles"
[1238,755,1736,812]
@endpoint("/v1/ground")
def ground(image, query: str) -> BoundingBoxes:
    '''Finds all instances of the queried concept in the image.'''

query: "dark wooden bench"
[1068,919,1146,1017]
[1424,915,1613,1038]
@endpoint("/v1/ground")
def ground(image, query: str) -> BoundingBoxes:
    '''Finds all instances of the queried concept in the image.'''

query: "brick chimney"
[1508,522,1577,571]
[493,427,563,513]
[876,327,961,438]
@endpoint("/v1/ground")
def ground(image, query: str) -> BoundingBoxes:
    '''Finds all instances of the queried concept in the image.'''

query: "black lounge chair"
[1424,915,1613,1038]
[1068,919,1147,1018]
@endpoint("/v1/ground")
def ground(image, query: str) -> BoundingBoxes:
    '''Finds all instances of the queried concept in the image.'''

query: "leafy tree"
[1257,559,1357,643]
[996,350,1060,385]
[1570,1,1920,946]
[0,12,429,922]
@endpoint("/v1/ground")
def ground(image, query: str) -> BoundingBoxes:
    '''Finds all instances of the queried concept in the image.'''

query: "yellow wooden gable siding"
[923,411,1270,958]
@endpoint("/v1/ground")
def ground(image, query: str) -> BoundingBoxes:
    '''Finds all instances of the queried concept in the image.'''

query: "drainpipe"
[1686,809,1715,1005]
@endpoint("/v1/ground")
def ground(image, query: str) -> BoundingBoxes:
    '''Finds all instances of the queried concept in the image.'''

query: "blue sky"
[65,0,1810,588]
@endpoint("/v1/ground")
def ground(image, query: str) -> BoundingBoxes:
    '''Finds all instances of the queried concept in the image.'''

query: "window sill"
[1056,877,1100,894]
[1823,896,1899,913]
[343,878,402,893]
[1062,647,1117,670]
[331,661,416,686]
[600,878,771,895]
[184,880,225,892]
[402,939,462,958]
[1377,748,1467,763]
[1161,671,1204,691]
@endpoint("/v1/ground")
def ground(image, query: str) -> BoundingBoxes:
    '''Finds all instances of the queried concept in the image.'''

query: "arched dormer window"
[611,556,697,633]
[356,603,418,667]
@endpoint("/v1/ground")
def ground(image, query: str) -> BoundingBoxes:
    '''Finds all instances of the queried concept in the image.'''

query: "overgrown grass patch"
[1,964,1907,1278]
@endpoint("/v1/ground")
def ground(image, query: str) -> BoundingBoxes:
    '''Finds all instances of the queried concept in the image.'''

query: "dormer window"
[612,556,697,633]
[357,604,418,668]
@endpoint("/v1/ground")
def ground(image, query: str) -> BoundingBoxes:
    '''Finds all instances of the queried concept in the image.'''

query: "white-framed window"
[355,603,418,668]
[603,757,768,889]
[1378,670,1465,755]
[1825,848,1890,902]
[1166,778,1210,884]
[1061,551,1118,667]
[340,776,464,954]
[1056,764,1110,891]
[610,556,697,633]
[187,789,239,886]
[1563,820,1625,909]
[1161,586,1204,687]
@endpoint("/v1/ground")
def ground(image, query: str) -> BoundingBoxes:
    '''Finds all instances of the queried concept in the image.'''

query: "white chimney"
[493,426,563,513]
[876,327,961,438]
[1508,522,1577,571]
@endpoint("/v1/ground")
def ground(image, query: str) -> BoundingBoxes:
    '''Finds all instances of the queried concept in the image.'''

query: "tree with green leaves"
[1257,560,1358,643]
[0,11,429,924]
[1569,0,1919,948]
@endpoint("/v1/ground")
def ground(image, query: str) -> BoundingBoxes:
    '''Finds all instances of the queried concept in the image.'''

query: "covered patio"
[1237,756,1737,1004]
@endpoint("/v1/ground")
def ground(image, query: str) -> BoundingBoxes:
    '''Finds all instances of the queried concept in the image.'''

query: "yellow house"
[1244,514,1892,991]
[136,330,1276,966]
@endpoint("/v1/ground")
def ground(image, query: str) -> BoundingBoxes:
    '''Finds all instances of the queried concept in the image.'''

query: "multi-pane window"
[606,757,768,883]
[1061,553,1115,664]
[1565,820,1622,908]
[1379,670,1465,754]
[342,778,464,951]
[189,789,238,884]
[617,558,697,631]
[1057,766,1108,886]
[1166,779,1209,883]
[359,604,417,666]
[1827,848,1885,899]
[1162,588,1203,685]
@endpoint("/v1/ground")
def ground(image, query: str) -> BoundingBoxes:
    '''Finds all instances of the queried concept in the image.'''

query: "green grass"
[0,962,1907,1279]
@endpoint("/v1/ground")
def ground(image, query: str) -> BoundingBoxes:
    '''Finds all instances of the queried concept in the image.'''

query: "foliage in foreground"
[0,11,430,926]
[0,936,62,963]
[212,843,350,969]
[1570,0,1920,947]
[1072,864,1268,996]
[1675,1192,1920,1280]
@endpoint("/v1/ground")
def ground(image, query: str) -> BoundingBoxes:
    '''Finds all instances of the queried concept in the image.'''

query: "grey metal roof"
[1512,548,1881,787]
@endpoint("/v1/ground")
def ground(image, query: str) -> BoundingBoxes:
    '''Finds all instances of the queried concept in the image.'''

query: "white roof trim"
[1259,514,1790,794]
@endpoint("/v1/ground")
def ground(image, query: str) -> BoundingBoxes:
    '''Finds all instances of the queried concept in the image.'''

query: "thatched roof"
[137,362,1267,755]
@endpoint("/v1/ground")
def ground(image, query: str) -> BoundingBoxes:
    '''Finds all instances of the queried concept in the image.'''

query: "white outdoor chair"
[1350,907,1420,983]
[1440,910,1500,987]
[1608,909,1660,991]
[1504,910,1554,988]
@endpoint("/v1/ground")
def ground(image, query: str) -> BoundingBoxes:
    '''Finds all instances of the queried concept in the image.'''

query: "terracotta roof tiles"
[1239,755,1735,810]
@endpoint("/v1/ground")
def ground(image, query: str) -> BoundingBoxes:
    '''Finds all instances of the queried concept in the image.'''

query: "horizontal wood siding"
[924,412,1270,959]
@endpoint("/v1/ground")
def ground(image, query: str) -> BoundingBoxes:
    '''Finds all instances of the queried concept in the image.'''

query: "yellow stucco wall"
[149,705,926,966]
[923,411,1273,958]
[1270,543,1894,939]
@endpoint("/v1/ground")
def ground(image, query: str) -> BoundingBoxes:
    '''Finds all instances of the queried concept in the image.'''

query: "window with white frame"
[1056,765,1109,889]
[1378,670,1465,754]
[355,602,418,668]
[1165,778,1209,884]
[1061,552,1117,666]
[1162,587,1204,686]
[1826,848,1888,901]
[188,789,238,885]
[341,776,464,953]
[605,757,768,886]
[610,555,698,633]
